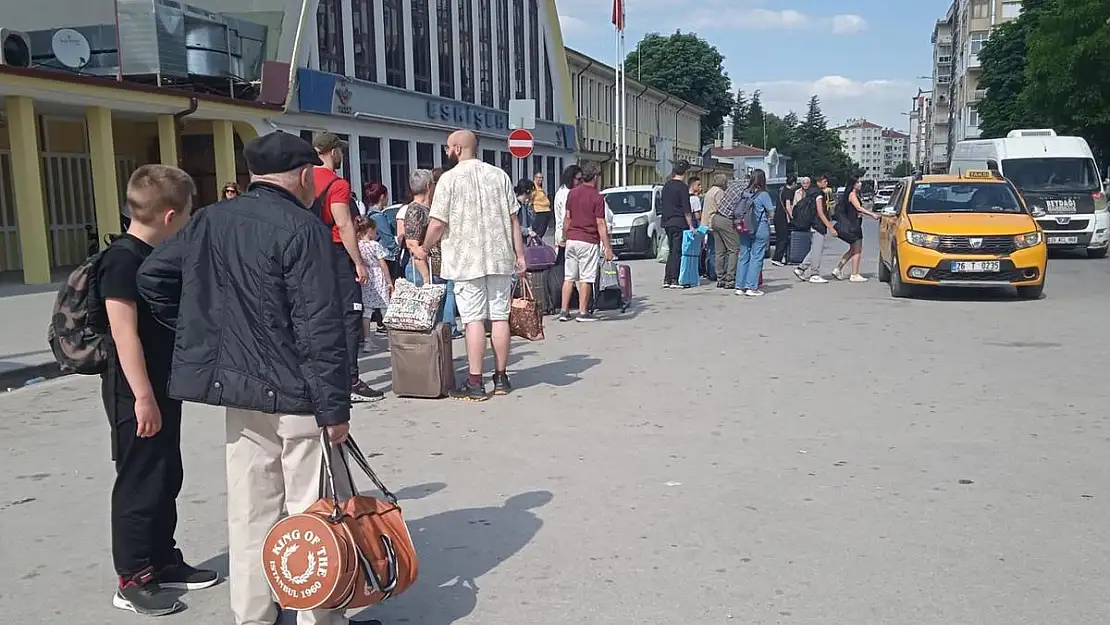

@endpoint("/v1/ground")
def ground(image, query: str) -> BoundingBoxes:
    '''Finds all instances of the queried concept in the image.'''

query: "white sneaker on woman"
[744,289,765,297]
[849,274,868,282]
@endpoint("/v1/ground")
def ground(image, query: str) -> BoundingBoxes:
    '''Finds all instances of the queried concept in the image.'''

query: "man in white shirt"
[418,130,526,401]
[553,164,582,248]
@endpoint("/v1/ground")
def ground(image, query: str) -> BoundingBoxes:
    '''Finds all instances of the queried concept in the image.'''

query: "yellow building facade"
[0,66,271,285]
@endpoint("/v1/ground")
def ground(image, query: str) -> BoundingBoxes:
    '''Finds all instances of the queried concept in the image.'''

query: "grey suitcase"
[388,323,454,398]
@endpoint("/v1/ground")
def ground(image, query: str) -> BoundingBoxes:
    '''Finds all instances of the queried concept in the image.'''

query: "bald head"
[445,129,478,166]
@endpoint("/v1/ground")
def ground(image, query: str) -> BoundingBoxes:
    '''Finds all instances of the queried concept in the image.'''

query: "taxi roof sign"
[963,170,996,179]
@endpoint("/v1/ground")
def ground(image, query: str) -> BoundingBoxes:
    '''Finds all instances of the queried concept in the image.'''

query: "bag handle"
[343,436,398,504]
[515,274,535,301]
[318,428,360,522]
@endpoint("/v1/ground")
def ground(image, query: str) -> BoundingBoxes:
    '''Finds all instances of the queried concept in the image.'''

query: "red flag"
[611,0,624,30]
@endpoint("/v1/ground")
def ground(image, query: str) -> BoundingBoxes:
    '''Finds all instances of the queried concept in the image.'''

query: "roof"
[883,129,909,139]
[563,47,708,116]
[711,145,767,158]
[919,172,1006,183]
[836,119,883,130]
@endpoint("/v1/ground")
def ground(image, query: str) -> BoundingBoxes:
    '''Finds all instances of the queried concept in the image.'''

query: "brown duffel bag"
[262,432,419,611]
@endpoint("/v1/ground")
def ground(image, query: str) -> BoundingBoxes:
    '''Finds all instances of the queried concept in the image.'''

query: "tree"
[1021,0,1110,161]
[976,0,1055,137]
[739,91,766,148]
[892,161,914,177]
[625,32,735,146]
[731,89,749,144]
[789,96,859,183]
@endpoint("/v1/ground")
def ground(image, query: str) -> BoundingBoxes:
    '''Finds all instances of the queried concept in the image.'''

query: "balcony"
[971,89,986,101]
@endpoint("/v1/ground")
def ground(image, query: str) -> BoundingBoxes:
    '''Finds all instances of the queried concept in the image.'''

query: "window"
[971,0,989,19]
[512,0,526,98]
[360,137,382,188]
[484,149,497,165]
[546,156,556,194]
[389,140,410,203]
[437,0,455,97]
[967,106,979,128]
[316,0,344,74]
[532,155,543,180]
[528,0,540,114]
[543,46,554,121]
[1002,0,1021,18]
[496,0,511,109]
[1001,158,1101,193]
[352,0,377,81]
[969,31,988,56]
[501,151,513,177]
[459,0,475,103]
[383,0,406,87]
[908,181,1022,214]
[478,0,494,107]
[416,142,436,169]
[412,0,432,92]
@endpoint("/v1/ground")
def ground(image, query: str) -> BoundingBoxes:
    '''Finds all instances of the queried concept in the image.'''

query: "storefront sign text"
[425,102,508,132]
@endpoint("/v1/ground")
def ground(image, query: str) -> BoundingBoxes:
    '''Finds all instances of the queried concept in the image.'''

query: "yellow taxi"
[877,170,1047,299]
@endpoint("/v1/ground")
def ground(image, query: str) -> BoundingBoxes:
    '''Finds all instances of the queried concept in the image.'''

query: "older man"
[138,132,380,625]
[416,130,526,401]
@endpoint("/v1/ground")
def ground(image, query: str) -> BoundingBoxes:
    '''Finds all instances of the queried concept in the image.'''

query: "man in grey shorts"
[558,162,613,322]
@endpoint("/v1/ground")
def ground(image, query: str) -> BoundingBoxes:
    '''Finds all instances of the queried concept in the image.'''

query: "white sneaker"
[831,268,846,280]
[808,276,829,283]
[770,260,785,267]
[744,289,765,297]
[793,268,806,281]
[849,274,868,282]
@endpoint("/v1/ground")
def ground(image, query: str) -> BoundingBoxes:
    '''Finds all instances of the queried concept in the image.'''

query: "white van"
[949,129,1109,257]
[600,185,662,258]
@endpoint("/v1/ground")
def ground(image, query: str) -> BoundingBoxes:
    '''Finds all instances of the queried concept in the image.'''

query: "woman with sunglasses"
[221,182,240,200]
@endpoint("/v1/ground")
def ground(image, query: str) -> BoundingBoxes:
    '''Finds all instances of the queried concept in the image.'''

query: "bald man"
[417,130,526,401]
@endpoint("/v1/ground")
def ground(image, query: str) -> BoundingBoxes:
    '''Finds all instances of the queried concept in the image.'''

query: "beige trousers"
[225,408,351,625]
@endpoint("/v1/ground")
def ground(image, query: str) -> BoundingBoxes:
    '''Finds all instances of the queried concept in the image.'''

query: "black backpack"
[310,178,341,224]
[791,192,818,230]
[46,235,141,375]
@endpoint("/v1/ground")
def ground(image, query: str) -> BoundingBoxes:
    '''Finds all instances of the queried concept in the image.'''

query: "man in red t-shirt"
[312,133,382,403]
[559,162,613,322]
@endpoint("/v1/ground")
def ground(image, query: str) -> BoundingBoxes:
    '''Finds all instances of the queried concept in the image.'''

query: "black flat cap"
[244,131,323,175]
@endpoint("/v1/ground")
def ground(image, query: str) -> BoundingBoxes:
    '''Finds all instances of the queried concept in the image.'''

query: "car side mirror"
[882,206,897,215]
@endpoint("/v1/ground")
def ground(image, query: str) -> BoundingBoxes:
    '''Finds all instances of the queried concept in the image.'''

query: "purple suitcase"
[616,263,632,302]
[524,237,557,271]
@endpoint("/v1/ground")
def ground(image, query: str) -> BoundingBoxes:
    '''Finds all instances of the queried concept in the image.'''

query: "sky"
[557,0,947,133]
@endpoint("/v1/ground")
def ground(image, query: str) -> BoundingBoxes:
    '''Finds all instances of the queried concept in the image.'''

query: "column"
[522,0,530,100]
[408,141,418,178]
[212,120,236,196]
[6,97,50,284]
[429,0,440,96]
[489,0,499,103]
[379,138,390,195]
[86,106,121,250]
[374,0,387,83]
[341,0,355,77]
[506,0,515,98]
[452,0,462,100]
[157,114,178,166]
[470,0,480,102]
[402,0,415,90]
[348,133,363,198]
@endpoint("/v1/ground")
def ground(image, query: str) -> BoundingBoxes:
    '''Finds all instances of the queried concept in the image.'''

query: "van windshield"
[602,191,653,214]
[908,182,1025,214]
[1001,157,1101,192]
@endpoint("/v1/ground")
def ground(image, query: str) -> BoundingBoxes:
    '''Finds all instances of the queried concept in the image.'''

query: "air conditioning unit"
[1007,128,1056,138]
[0,28,31,67]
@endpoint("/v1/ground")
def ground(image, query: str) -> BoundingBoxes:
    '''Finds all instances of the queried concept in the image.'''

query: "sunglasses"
[224,188,238,195]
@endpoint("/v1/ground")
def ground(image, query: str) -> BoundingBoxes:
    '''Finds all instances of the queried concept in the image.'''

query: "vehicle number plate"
[951,261,1000,273]
[1047,236,1079,245]
[610,237,625,246]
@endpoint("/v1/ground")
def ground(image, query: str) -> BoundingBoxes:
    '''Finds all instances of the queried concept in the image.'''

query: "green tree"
[892,161,914,177]
[625,32,735,145]
[740,91,766,147]
[731,89,749,144]
[976,0,1055,137]
[790,96,859,183]
[1022,0,1110,161]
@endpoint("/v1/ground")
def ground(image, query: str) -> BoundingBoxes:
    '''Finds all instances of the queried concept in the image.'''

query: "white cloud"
[558,14,591,38]
[830,14,867,35]
[738,76,914,130]
[688,8,865,33]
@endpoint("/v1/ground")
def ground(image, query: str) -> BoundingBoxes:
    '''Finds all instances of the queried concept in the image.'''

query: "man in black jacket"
[137,132,380,625]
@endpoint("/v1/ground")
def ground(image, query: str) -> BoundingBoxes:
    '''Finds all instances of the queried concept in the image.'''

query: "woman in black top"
[832,176,879,282]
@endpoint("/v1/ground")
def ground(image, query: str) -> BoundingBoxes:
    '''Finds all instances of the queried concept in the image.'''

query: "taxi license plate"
[951,261,1000,273]
[610,237,625,246]
[1047,236,1078,245]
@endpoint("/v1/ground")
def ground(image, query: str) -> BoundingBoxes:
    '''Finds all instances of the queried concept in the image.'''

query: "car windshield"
[1001,157,1101,192]
[603,191,653,214]
[908,182,1025,214]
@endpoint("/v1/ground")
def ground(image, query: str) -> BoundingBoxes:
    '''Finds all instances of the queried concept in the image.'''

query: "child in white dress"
[356,217,392,350]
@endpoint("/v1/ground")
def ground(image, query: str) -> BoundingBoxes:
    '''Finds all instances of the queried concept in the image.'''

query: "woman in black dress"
[832,176,879,282]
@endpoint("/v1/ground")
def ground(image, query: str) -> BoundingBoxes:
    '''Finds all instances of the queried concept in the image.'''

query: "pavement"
[4,223,1110,624]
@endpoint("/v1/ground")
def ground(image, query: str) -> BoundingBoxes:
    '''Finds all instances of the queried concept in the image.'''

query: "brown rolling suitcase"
[388,323,453,398]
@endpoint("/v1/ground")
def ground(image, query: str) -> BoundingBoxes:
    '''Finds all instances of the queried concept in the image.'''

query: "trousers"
[105,383,184,577]
[225,408,354,625]
[736,220,771,290]
[664,227,684,284]
[798,230,827,279]
[334,244,362,386]
[710,214,740,286]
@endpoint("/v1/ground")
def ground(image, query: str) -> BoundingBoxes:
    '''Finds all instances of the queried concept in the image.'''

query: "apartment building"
[565,48,705,187]
[926,11,954,173]
[836,119,906,180]
[882,129,910,175]
[908,91,930,173]
[934,0,1023,167]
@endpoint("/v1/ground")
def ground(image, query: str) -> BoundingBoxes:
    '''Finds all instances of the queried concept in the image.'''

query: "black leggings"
[664,227,684,284]
[334,245,362,385]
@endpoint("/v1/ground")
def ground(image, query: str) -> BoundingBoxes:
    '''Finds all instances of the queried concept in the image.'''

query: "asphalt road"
[3,223,1110,624]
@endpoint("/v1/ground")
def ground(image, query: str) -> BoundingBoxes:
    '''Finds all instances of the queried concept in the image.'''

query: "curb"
[0,362,68,392]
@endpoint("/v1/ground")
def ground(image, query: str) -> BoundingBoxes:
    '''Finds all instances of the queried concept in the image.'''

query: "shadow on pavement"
[351,490,554,624]
[508,354,601,389]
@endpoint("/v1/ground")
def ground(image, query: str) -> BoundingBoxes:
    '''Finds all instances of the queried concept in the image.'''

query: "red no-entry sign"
[508,128,534,159]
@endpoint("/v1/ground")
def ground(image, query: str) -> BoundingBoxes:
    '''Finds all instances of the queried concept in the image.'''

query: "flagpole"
[613,20,620,187]
[620,21,627,187]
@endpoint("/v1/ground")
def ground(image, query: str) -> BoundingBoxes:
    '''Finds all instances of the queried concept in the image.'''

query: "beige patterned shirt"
[429,158,519,281]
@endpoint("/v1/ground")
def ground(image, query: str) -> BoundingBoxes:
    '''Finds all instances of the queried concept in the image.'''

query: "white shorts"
[564,240,601,283]
[453,275,513,325]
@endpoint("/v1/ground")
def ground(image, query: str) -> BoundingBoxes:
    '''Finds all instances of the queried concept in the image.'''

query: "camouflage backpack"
[46,235,140,374]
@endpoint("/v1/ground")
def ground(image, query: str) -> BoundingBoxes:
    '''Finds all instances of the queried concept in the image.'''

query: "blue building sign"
[425,102,509,132]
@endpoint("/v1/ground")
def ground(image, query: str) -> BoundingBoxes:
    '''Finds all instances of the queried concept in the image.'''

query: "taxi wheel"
[877,255,891,283]
[1017,280,1045,300]
[889,253,912,298]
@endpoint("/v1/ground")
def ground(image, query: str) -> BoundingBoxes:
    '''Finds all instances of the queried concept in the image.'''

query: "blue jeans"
[705,235,717,280]
[405,263,457,333]
[736,220,770,290]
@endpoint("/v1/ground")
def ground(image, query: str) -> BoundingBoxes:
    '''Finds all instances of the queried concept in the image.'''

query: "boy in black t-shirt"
[99,164,217,616]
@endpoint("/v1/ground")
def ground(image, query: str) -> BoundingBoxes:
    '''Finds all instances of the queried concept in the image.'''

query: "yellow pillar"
[6,97,50,284]
[157,114,178,166]
[86,106,121,248]
[212,119,236,196]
